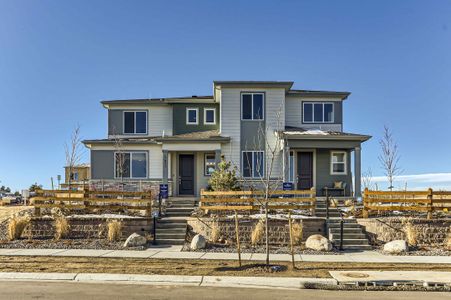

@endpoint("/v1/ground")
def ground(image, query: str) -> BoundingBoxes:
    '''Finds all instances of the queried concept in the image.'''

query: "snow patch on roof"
[283,129,329,135]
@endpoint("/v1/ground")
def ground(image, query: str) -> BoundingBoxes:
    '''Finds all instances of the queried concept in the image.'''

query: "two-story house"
[83,81,370,198]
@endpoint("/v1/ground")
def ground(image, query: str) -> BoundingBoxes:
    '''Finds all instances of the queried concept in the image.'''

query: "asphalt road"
[0,281,449,300]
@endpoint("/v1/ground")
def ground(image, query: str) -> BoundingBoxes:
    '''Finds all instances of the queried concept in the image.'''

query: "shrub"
[404,221,417,246]
[107,220,122,242]
[251,219,265,246]
[291,222,303,245]
[344,199,354,207]
[446,233,451,251]
[208,159,239,191]
[210,221,220,243]
[54,216,70,240]
[8,216,31,241]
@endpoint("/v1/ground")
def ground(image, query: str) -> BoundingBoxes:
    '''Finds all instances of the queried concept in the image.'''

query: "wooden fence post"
[288,211,295,269]
[33,189,42,216]
[362,188,369,218]
[427,188,433,220]
[234,210,242,267]
[310,188,316,216]
[145,191,152,217]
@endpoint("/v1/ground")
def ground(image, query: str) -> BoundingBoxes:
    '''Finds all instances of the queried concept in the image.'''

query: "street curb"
[0,272,337,290]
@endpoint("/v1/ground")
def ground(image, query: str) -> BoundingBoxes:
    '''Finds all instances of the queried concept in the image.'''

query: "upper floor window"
[241,93,264,120]
[115,151,147,179]
[303,102,334,123]
[204,108,216,125]
[124,111,147,134]
[186,108,198,125]
[330,151,347,175]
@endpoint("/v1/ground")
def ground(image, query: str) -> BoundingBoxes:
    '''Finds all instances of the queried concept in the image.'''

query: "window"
[186,108,198,125]
[204,108,216,125]
[204,154,216,176]
[303,102,334,123]
[70,172,79,181]
[331,151,347,175]
[115,152,147,179]
[123,111,147,134]
[241,93,264,120]
[288,151,294,182]
[242,151,264,178]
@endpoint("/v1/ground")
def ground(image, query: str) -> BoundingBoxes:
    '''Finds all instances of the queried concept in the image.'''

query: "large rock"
[383,240,408,254]
[123,233,147,247]
[190,234,206,250]
[305,234,332,251]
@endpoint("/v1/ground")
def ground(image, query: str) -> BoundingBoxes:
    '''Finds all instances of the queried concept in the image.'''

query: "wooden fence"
[363,188,451,219]
[200,189,316,214]
[31,189,152,216]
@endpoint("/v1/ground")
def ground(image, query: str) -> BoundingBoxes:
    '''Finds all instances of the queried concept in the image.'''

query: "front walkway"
[0,247,450,264]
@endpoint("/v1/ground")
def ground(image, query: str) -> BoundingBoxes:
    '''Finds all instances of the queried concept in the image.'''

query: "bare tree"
[112,127,126,192]
[65,125,82,190]
[362,167,374,191]
[378,126,402,190]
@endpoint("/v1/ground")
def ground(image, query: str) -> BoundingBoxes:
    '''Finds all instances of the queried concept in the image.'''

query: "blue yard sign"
[159,184,169,199]
[283,182,293,191]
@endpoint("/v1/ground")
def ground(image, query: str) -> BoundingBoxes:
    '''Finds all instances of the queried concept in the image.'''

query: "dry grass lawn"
[0,256,449,278]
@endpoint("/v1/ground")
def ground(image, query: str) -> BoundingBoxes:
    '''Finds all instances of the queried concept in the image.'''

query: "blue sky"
[0,0,450,191]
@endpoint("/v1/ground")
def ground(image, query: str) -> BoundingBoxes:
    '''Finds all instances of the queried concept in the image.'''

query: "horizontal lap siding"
[149,106,173,136]
[315,149,352,195]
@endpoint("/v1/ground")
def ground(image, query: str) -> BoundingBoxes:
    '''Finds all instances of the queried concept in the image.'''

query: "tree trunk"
[265,201,269,267]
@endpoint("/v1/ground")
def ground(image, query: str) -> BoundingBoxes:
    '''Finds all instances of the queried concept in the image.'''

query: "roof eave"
[283,134,371,142]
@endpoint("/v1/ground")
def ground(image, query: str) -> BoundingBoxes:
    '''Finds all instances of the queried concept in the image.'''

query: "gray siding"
[108,110,123,135]
[91,150,115,179]
[315,149,352,196]
[172,104,219,135]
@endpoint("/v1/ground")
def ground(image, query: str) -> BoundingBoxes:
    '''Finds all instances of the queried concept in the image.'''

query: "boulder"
[190,234,206,250]
[305,234,332,251]
[383,240,408,254]
[123,233,147,247]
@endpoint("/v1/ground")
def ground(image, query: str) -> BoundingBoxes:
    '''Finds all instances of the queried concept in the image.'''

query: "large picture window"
[115,152,147,179]
[330,151,347,175]
[303,102,334,123]
[123,111,147,134]
[242,151,264,178]
[241,93,264,120]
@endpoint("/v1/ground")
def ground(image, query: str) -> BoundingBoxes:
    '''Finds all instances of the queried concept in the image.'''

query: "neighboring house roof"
[214,80,294,91]
[282,126,371,141]
[82,130,230,146]
[287,90,351,100]
[155,130,230,142]
[101,95,214,107]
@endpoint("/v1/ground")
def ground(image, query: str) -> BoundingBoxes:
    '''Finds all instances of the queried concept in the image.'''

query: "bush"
[208,159,239,191]
[251,219,265,246]
[107,220,122,242]
[210,221,220,243]
[8,216,31,240]
[54,216,70,240]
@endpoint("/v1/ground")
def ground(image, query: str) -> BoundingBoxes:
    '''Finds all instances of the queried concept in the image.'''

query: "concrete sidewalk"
[0,247,450,264]
[0,272,337,290]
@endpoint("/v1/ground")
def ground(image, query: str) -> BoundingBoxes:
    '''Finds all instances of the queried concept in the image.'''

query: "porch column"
[162,150,169,185]
[283,145,290,182]
[354,146,362,198]
[214,149,221,170]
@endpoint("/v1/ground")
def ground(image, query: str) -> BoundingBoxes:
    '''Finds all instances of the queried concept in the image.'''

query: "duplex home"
[83,81,370,198]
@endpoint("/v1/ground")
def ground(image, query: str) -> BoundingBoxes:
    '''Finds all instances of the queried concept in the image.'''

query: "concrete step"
[332,238,370,246]
[158,218,187,224]
[329,228,363,234]
[165,212,193,217]
[157,232,187,239]
[330,233,367,240]
[341,245,373,250]
[328,224,361,229]
[155,228,187,234]
[156,239,185,245]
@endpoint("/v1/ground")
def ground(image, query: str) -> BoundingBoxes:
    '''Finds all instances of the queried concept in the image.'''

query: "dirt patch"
[0,256,449,278]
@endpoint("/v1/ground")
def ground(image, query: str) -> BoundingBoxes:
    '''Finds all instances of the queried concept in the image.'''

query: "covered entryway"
[178,154,195,195]
[297,151,314,190]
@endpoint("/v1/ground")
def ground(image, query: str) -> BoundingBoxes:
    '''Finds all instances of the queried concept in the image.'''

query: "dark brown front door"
[179,154,195,195]
[297,152,313,190]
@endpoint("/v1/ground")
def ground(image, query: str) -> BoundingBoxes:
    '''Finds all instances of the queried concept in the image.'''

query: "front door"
[297,152,313,190]
[179,154,195,195]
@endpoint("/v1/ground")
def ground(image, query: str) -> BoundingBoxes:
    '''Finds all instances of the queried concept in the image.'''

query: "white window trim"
[240,93,265,121]
[186,108,199,125]
[241,150,265,178]
[114,151,148,179]
[303,102,334,124]
[204,108,216,125]
[122,111,148,135]
[330,151,347,175]
[204,153,216,176]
